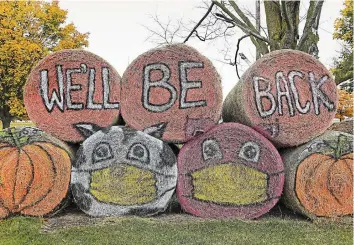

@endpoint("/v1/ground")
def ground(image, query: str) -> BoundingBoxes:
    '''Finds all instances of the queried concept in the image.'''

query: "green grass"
[0,121,35,130]
[0,215,352,245]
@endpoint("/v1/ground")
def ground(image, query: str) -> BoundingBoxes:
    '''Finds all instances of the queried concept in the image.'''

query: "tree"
[331,0,353,84]
[0,1,89,128]
[336,89,354,121]
[146,1,324,78]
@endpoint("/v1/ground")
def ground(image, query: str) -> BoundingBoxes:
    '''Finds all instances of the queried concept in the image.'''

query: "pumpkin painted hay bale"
[0,127,73,218]
[121,44,223,143]
[24,49,121,143]
[222,50,337,148]
[281,131,353,222]
[177,123,284,219]
[71,124,177,217]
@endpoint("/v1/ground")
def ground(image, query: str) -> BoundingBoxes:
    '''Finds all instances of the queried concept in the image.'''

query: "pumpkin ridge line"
[19,144,57,212]
[342,158,353,173]
[33,142,71,159]
[296,156,326,212]
[12,149,21,211]
[327,159,344,206]
[16,149,35,211]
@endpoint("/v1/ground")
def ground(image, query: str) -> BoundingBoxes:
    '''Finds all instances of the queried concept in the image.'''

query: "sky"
[59,0,344,99]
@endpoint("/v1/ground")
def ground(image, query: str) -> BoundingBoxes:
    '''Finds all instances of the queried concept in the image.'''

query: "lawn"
[0,121,35,130]
[0,210,352,245]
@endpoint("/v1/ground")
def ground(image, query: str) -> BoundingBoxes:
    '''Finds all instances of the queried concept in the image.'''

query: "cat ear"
[74,123,103,138]
[143,122,167,139]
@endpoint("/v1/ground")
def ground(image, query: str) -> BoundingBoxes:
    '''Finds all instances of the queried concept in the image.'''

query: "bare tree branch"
[229,0,257,31]
[212,0,269,54]
[184,2,215,43]
[235,34,250,79]
[281,1,292,31]
[297,0,324,50]
[215,12,270,44]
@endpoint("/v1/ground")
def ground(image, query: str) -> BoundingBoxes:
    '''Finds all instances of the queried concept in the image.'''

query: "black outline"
[92,142,114,164]
[141,62,177,113]
[126,143,150,164]
[178,61,207,109]
[39,67,65,113]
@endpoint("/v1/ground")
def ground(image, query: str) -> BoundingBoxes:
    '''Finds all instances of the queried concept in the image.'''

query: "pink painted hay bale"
[177,123,284,219]
[24,50,121,142]
[223,50,337,148]
[121,44,223,143]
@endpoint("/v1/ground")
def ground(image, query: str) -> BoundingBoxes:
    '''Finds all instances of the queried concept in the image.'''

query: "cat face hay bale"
[24,49,121,142]
[282,131,353,222]
[222,50,337,147]
[121,44,223,143]
[71,124,177,217]
[177,123,284,219]
[0,127,72,218]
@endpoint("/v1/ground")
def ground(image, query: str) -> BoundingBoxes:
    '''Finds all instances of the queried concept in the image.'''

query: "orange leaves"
[336,89,354,120]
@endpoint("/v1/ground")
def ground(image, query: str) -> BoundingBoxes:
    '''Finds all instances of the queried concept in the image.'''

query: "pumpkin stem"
[8,128,21,149]
[334,134,347,160]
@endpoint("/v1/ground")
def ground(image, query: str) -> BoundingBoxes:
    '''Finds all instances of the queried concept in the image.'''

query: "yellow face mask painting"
[90,164,157,205]
[191,163,268,205]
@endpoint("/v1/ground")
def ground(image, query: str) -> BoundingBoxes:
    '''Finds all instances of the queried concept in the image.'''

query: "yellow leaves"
[333,0,353,45]
[0,1,89,120]
[336,89,354,120]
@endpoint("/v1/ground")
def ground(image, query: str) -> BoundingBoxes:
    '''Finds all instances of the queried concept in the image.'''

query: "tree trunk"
[1,117,12,129]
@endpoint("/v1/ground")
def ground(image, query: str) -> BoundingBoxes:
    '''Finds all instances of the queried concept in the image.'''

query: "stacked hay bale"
[24,49,121,143]
[121,44,223,143]
[282,131,353,222]
[71,124,177,217]
[0,127,73,218]
[222,49,337,148]
[177,123,284,219]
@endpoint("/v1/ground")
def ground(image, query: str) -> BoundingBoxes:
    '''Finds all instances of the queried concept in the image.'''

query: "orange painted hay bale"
[281,131,353,222]
[0,127,73,218]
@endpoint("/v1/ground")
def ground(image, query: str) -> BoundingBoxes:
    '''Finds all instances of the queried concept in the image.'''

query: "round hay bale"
[177,123,284,219]
[121,44,223,143]
[222,49,337,148]
[71,123,177,217]
[328,120,353,134]
[281,131,353,222]
[0,127,73,218]
[24,49,121,143]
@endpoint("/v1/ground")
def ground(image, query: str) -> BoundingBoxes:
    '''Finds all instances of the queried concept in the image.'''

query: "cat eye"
[93,142,113,163]
[202,139,223,161]
[239,141,260,163]
[127,143,149,164]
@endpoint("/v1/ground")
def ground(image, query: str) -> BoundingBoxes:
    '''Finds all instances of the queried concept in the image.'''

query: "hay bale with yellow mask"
[177,123,284,219]
[71,123,177,217]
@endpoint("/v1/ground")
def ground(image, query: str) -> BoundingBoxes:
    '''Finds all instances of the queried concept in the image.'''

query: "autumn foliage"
[336,89,354,121]
[0,1,89,128]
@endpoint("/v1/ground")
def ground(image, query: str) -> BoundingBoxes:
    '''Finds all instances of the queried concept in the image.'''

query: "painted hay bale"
[281,131,353,222]
[121,44,223,143]
[222,49,337,148]
[24,49,121,143]
[177,123,284,219]
[0,127,73,218]
[328,120,353,135]
[71,123,177,217]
